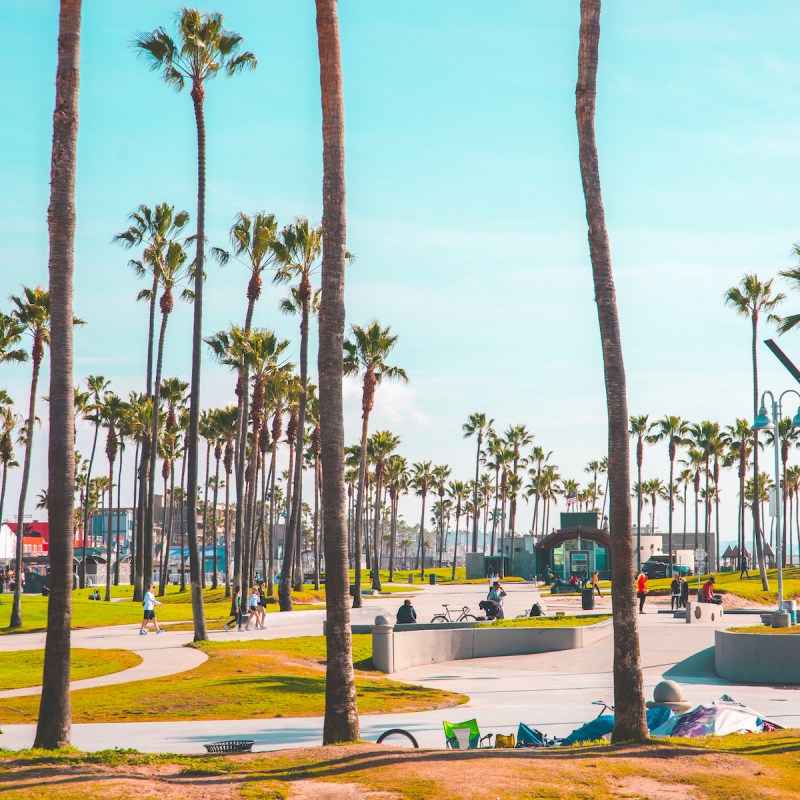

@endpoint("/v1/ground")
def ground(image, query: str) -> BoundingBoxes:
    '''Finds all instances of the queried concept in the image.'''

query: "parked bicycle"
[430,603,477,623]
[591,700,615,716]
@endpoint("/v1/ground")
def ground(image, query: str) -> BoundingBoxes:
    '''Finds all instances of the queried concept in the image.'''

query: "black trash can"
[429,573,437,585]
[349,583,357,597]
[581,587,595,611]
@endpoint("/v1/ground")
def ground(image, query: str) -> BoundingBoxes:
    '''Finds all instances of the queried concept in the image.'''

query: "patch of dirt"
[612,776,704,799]
[289,779,400,799]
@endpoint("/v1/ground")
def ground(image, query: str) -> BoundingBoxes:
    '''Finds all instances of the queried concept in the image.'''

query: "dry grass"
[1,732,799,800]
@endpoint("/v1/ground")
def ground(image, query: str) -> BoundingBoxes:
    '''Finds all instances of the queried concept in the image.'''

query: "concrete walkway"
[1,583,797,752]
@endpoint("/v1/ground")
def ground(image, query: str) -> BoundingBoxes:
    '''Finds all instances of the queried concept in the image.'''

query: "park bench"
[550,586,580,595]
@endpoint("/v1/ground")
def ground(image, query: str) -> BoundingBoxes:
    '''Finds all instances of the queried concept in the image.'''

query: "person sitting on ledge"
[568,574,580,589]
[396,598,417,624]
[701,576,723,605]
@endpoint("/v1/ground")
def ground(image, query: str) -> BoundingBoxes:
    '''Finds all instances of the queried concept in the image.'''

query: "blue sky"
[3,1,800,547]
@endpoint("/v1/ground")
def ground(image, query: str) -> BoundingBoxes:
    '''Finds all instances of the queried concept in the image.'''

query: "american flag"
[565,493,577,507]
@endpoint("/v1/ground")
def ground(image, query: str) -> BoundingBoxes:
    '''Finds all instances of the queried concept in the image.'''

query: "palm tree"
[462,413,493,552]
[100,392,124,601]
[576,0,647,742]
[681,448,705,550]
[113,202,190,399]
[385,455,409,582]
[650,416,690,575]
[722,420,752,564]
[584,459,601,511]
[274,218,323,599]
[136,7,256,645]
[214,405,237,596]
[725,273,784,590]
[0,312,26,367]
[34,4,81,744]
[0,402,20,534]
[478,472,494,552]
[688,421,721,570]
[431,464,452,567]
[9,288,52,629]
[143,241,190,594]
[410,461,434,577]
[676,467,693,546]
[343,321,408,607]
[315,0,358,745]
[505,472,523,575]
[367,430,400,591]
[528,446,551,533]
[629,414,653,568]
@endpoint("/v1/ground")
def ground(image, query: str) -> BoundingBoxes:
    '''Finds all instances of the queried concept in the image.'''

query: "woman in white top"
[245,587,262,630]
[139,583,163,634]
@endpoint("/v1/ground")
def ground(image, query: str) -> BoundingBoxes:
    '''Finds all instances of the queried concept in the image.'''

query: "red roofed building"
[5,521,49,556]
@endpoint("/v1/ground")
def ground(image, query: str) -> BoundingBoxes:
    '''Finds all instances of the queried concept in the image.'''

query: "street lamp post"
[752,390,800,613]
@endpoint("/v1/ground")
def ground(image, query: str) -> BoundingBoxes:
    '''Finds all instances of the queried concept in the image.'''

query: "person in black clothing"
[670,576,681,610]
[396,599,417,624]
[679,577,689,609]
[739,555,750,580]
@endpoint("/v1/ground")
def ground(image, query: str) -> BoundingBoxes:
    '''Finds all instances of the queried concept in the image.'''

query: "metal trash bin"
[429,574,437,585]
[581,587,595,611]
[408,574,414,584]
[349,584,356,597]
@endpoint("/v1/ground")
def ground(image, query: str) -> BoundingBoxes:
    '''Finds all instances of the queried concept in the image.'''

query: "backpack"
[530,602,543,617]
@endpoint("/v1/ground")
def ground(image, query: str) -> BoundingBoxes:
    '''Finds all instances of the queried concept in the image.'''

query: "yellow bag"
[495,733,515,749]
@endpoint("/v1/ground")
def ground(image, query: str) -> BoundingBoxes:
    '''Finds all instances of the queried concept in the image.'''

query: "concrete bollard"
[372,615,395,673]
[772,611,791,629]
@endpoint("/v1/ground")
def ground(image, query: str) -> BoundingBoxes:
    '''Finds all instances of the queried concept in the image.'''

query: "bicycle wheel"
[460,614,478,622]
[377,728,419,748]
[430,614,448,623]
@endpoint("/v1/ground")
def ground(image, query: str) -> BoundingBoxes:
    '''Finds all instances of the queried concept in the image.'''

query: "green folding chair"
[443,719,493,749]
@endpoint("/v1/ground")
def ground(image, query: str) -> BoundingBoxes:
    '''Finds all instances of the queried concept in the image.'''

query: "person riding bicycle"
[487,580,507,619]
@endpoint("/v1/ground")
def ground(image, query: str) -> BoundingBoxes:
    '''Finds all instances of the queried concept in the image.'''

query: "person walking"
[581,568,589,589]
[670,575,681,610]
[592,570,601,597]
[139,583,163,634]
[739,555,750,580]
[244,586,261,630]
[488,580,507,619]
[636,572,648,614]
[224,585,243,631]
[256,581,267,628]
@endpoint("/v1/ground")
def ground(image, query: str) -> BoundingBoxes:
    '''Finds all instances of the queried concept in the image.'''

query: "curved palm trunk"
[350,411,370,608]
[372,472,383,591]
[145,309,169,592]
[223,466,231,596]
[418,491,427,578]
[576,0,646,742]
[472,437,481,551]
[317,0,359,744]
[105,458,114,601]
[10,352,41,628]
[34,0,80,749]
[80,421,100,589]
[211,455,221,589]
[183,85,209,642]
[114,444,124,585]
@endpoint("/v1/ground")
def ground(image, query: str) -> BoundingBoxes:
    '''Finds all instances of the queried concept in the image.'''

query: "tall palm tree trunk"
[201,441,211,588]
[211,454,221,589]
[184,81,209,643]
[105,459,114,601]
[667,455,675,575]
[223,466,231,596]
[576,0,646,742]
[313,454,321,589]
[178,454,187,591]
[508,497,516,576]
[144,310,168,592]
[372,474,383,591]
[472,438,481,551]
[351,411,370,609]
[80,420,100,589]
[452,506,461,581]
[316,0,358,745]
[10,351,41,628]
[34,0,80,749]
[267,443,278,596]
[418,492,427,578]
[750,315,769,589]
[134,435,149,600]
[114,443,124,585]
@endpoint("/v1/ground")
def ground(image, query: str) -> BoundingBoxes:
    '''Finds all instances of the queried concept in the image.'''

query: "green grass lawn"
[0,648,141,691]
[1,731,799,800]
[646,566,800,605]
[362,567,526,586]
[726,624,800,634]
[0,585,324,636]
[486,615,611,629]
[0,635,465,724]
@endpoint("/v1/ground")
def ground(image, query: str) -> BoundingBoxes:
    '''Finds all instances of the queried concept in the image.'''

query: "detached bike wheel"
[430,615,447,623]
[377,728,419,748]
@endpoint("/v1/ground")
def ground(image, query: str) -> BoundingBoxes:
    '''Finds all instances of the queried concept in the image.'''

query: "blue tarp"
[561,706,675,745]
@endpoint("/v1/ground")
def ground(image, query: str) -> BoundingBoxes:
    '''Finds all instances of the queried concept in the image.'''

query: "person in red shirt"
[701,576,722,604]
[636,572,648,614]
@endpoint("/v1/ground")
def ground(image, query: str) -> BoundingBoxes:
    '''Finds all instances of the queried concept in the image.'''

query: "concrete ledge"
[715,628,800,684]
[685,601,724,624]
[372,619,613,674]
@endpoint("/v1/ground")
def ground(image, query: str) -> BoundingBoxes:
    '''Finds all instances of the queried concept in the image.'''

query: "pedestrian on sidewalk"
[256,581,267,628]
[739,555,750,580]
[244,586,261,630]
[592,570,601,597]
[679,576,689,609]
[224,585,243,631]
[636,572,648,614]
[140,583,163,635]
[670,576,681,610]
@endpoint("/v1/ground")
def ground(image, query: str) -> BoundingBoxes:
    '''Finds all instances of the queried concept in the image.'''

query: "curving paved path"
[2,583,797,752]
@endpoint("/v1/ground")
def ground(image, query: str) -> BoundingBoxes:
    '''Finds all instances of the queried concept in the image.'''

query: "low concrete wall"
[715,628,800,685]
[372,620,612,674]
[685,601,724,624]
